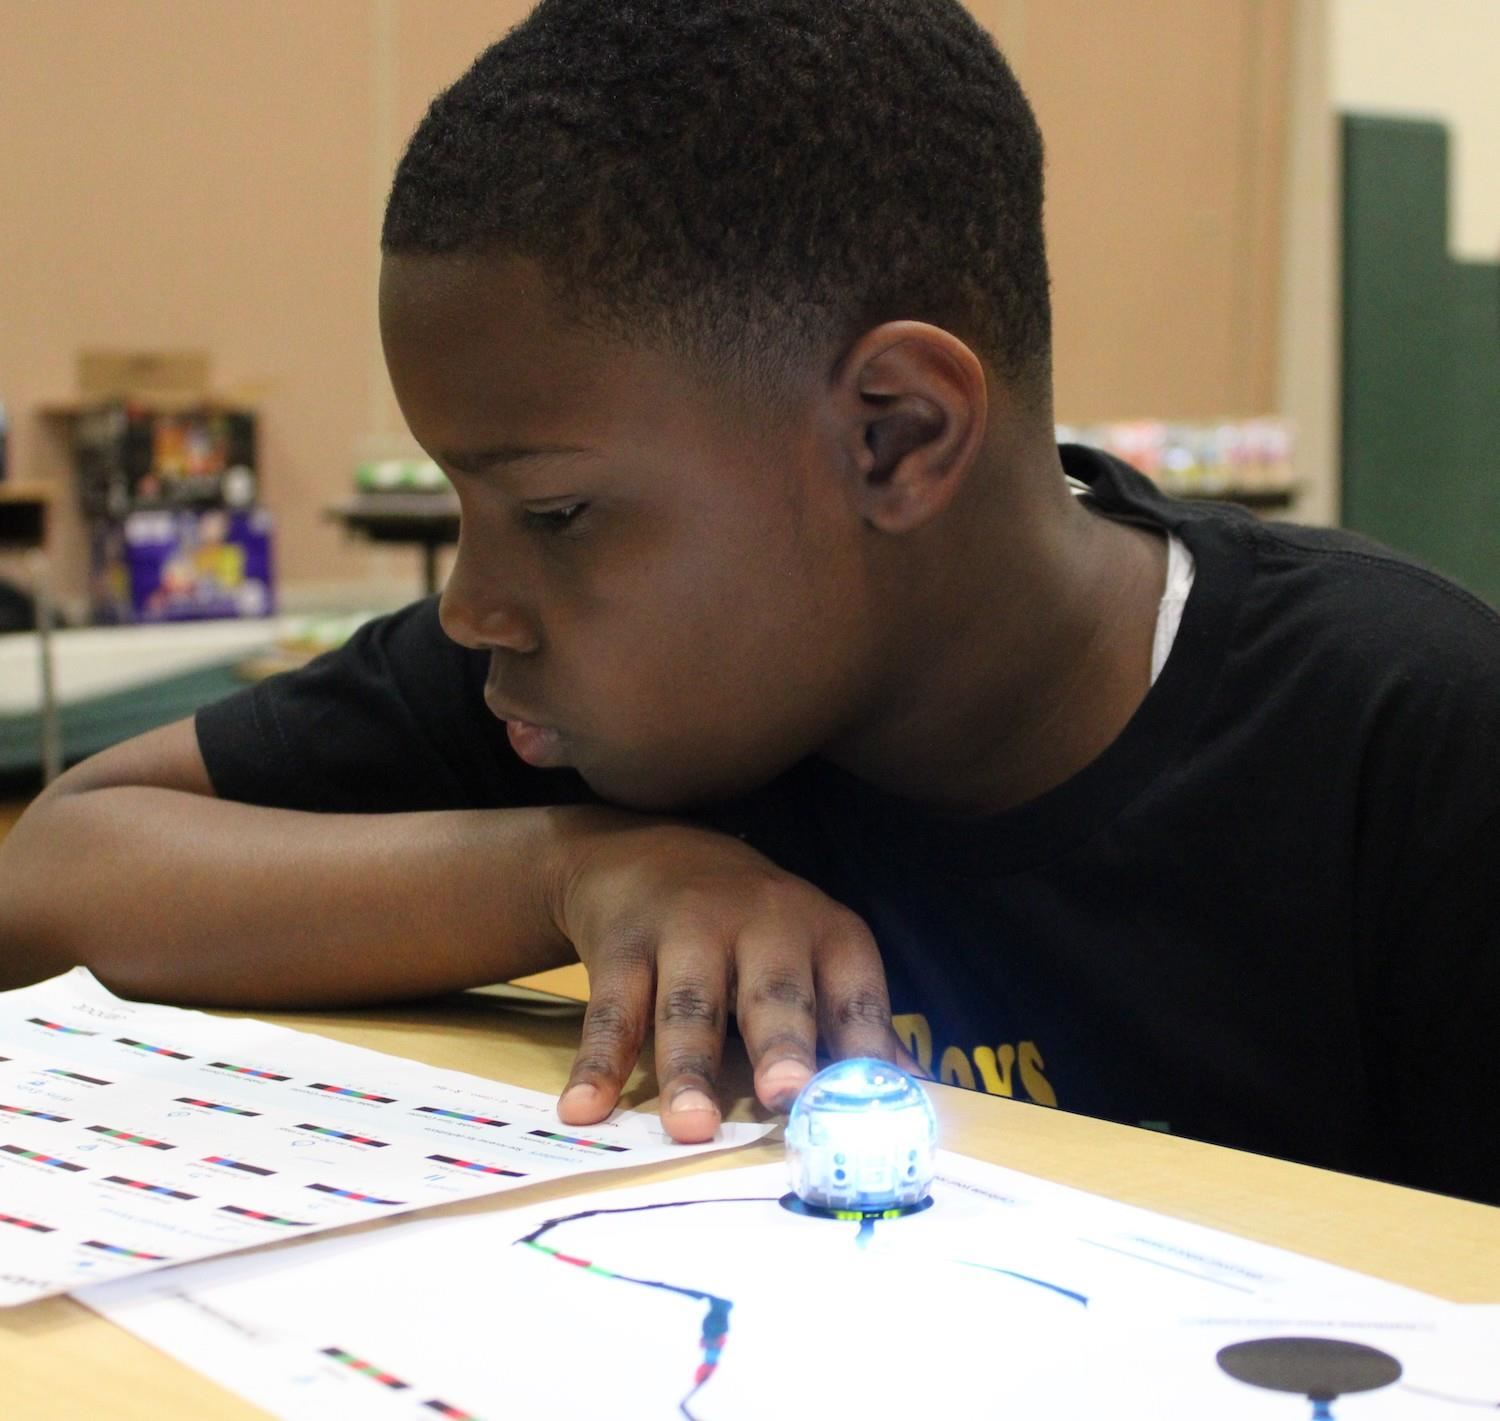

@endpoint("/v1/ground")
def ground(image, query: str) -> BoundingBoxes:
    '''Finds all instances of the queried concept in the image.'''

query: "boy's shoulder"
[1232,508,1500,718]
[1072,444,1500,676]
[1076,446,1500,827]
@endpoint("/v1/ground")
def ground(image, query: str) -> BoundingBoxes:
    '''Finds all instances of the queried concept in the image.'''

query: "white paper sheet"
[0,969,770,1303]
[82,1151,1499,1420]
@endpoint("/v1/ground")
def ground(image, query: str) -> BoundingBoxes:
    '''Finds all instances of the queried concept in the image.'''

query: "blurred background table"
[325,492,460,597]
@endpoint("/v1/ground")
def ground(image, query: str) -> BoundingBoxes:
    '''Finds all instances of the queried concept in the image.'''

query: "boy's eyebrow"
[439,444,592,476]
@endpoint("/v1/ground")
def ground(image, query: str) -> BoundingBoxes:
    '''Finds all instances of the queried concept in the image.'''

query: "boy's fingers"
[814,916,900,1064]
[558,951,653,1126]
[653,937,731,1144]
[732,931,819,1112]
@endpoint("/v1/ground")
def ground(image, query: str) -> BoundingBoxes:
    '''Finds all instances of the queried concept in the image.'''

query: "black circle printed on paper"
[1217,1337,1403,1402]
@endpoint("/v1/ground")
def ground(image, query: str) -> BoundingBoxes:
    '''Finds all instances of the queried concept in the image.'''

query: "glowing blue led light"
[785,1058,937,1212]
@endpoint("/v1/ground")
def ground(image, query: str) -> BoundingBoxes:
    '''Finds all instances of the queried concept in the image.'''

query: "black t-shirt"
[198,448,1500,1205]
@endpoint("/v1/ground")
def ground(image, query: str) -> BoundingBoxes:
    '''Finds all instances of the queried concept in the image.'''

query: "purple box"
[91,508,275,623]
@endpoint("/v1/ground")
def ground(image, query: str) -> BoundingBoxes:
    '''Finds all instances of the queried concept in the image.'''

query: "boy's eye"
[520,502,590,534]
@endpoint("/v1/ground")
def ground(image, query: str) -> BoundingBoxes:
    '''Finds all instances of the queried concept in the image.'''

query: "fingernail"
[667,1088,718,1118]
[559,1084,602,1118]
[760,1059,812,1110]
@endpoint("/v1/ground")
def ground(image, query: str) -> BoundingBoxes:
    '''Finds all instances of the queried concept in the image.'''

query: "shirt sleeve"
[194,597,592,814]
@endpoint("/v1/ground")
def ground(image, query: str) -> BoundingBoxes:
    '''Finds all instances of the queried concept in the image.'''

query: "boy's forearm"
[0,788,594,1006]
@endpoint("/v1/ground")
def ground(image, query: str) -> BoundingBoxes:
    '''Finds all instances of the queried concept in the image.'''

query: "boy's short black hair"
[383,0,1051,403]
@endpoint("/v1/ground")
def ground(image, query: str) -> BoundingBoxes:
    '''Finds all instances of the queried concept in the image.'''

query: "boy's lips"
[505,718,567,767]
[485,690,568,768]
[484,674,571,768]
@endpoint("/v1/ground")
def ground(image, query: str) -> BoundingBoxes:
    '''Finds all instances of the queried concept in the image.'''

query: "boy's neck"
[823,448,1169,816]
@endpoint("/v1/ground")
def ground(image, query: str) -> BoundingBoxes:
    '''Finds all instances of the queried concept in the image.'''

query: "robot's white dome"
[785,1058,937,1212]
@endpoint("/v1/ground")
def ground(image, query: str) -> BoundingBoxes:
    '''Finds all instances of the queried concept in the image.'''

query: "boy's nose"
[439,551,540,655]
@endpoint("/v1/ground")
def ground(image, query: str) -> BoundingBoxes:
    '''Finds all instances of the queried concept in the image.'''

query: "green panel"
[1341,115,1500,607]
[0,661,245,776]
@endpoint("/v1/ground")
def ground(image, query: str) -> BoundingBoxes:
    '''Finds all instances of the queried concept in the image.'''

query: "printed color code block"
[307,1184,405,1205]
[27,1017,96,1035]
[203,1155,275,1176]
[83,1240,169,1261]
[176,1097,259,1117]
[1,1144,84,1171]
[0,1213,54,1233]
[309,1083,396,1103]
[528,1129,628,1152]
[44,1069,111,1086]
[87,1126,174,1150]
[104,1175,196,1201]
[0,1103,70,1123]
[117,1037,192,1060]
[208,1062,291,1082]
[414,1106,508,1127]
[220,1205,313,1226]
[322,1347,409,1390]
[427,1154,526,1178]
[296,1124,389,1147]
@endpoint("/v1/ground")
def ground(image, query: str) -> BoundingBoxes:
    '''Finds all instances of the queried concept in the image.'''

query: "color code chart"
[0,969,770,1305]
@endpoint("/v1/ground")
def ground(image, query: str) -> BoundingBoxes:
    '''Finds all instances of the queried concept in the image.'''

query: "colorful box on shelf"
[40,350,262,518]
[90,508,275,624]
[71,402,258,519]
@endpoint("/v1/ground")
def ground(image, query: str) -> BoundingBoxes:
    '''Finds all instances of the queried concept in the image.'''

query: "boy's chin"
[579,755,778,815]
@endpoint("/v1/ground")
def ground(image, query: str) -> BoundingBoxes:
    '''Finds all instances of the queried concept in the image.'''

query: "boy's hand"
[550,815,902,1142]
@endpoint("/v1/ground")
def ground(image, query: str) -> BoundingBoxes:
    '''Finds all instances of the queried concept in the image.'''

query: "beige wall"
[1276,0,1340,526]
[1333,0,1500,262]
[0,1,1292,613]
[982,0,1292,425]
[0,0,528,613]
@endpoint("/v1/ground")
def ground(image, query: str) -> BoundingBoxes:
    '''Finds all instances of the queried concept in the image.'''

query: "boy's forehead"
[380,252,812,468]
[380,252,644,447]
[381,254,596,378]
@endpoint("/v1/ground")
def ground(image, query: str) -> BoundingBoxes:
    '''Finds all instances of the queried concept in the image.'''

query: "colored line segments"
[516,1198,773,1420]
[511,1194,1092,1418]
[319,1347,482,1419]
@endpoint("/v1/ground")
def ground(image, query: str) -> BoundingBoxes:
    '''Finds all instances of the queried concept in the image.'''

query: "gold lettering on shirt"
[1017,1040,1057,1107]
[892,1013,934,1076]
[973,1043,1015,1096]
[938,1045,977,1089]
[891,1014,1057,1107]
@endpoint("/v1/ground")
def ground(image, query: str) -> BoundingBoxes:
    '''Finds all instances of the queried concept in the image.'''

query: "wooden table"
[2,973,1495,1418]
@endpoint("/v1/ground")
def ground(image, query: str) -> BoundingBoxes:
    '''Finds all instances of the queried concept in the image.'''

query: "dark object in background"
[72,401,258,519]
[0,578,37,633]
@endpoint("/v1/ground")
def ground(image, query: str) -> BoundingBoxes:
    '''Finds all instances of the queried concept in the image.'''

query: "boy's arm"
[0,718,900,1140]
[0,718,584,1006]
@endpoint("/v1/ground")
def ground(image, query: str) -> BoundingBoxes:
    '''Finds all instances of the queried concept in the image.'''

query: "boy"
[3,0,1497,1204]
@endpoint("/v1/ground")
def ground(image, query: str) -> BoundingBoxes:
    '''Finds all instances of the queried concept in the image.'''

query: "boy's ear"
[831,321,988,533]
